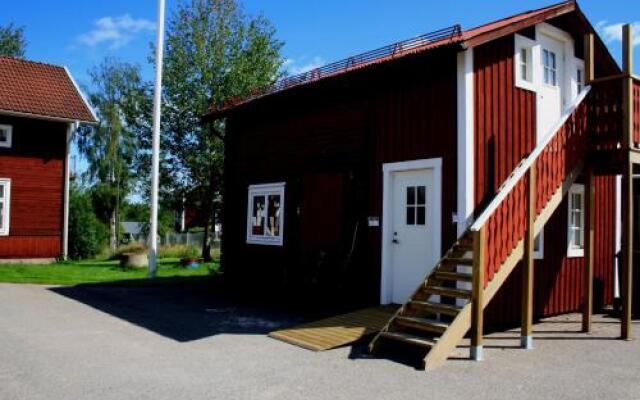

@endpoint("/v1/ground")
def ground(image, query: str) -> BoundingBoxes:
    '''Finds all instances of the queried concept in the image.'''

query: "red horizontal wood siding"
[0,116,66,258]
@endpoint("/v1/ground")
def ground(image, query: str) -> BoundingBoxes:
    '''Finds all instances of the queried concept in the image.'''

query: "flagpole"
[149,0,166,278]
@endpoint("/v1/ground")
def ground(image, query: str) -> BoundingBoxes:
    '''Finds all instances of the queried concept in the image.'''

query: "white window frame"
[246,182,285,246]
[0,125,13,148]
[0,178,11,236]
[534,229,544,260]
[514,34,538,92]
[574,59,585,99]
[567,184,585,258]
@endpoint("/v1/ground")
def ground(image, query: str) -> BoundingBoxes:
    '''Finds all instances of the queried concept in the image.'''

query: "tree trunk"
[110,209,117,251]
[201,164,216,262]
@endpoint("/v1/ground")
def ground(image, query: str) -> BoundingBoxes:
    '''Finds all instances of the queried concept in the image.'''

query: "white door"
[538,33,565,141]
[388,169,438,304]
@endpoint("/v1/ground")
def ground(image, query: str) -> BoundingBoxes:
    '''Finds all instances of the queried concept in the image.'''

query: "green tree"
[68,187,108,260]
[0,23,26,58]
[157,0,284,260]
[78,58,148,250]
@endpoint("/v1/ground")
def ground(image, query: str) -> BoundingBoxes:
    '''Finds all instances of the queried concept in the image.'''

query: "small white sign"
[368,217,380,227]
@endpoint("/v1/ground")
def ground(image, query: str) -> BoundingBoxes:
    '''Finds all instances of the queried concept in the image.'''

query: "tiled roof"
[204,1,577,119]
[0,57,97,123]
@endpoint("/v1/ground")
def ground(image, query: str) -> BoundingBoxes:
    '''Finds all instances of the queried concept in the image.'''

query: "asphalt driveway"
[0,282,638,400]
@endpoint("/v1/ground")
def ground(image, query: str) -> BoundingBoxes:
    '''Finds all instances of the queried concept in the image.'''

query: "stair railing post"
[582,167,595,332]
[471,226,485,361]
[521,166,536,349]
[621,23,634,340]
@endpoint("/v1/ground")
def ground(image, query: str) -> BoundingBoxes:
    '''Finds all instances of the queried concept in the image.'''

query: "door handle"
[392,232,399,244]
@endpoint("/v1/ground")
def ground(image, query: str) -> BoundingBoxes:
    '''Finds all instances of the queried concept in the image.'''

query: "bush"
[157,244,200,259]
[68,189,108,260]
[107,243,147,260]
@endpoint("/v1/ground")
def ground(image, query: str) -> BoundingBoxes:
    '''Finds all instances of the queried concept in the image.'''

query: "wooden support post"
[583,168,595,332]
[621,24,634,340]
[584,33,594,84]
[471,227,485,361]
[521,167,536,349]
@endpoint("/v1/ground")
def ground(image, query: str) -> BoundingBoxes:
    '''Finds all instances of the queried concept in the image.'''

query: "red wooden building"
[205,1,638,369]
[0,57,96,261]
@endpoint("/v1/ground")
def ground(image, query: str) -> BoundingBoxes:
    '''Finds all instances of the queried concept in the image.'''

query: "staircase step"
[442,257,474,266]
[424,285,472,299]
[409,300,464,316]
[396,316,449,334]
[458,236,473,247]
[435,271,473,282]
[380,331,437,348]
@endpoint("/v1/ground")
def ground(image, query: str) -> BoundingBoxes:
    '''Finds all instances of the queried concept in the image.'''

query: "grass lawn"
[0,258,219,286]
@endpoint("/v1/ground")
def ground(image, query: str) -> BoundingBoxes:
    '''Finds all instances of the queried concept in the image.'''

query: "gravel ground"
[0,282,638,400]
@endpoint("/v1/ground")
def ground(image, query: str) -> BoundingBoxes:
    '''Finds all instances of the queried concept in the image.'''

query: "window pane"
[534,234,541,252]
[544,68,549,84]
[406,206,415,225]
[407,186,415,205]
[0,202,4,229]
[266,194,281,237]
[416,206,426,225]
[0,185,4,198]
[0,129,6,143]
[251,195,265,236]
[417,186,426,205]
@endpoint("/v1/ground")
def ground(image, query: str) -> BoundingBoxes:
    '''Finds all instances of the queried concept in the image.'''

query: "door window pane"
[406,185,426,226]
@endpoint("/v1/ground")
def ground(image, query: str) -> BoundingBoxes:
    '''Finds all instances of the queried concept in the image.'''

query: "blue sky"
[2,0,639,89]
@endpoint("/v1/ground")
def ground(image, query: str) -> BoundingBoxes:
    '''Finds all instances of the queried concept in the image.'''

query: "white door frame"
[380,158,442,304]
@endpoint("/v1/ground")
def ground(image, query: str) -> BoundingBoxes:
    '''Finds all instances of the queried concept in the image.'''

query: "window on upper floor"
[534,229,544,260]
[567,184,585,257]
[576,66,585,94]
[0,179,11,236]
[543,49,558,86]
[515,34,536,92]
[246,182,285,246]
[0,125,12,148]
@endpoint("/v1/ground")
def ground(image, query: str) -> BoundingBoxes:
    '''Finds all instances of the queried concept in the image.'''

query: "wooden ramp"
[269,307,396,351]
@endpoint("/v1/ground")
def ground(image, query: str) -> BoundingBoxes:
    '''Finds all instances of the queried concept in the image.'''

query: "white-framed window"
[543,49,558,86]
[246,182,285,246]
[534,229,544,260]
[567,184,585,257]
[515,34,537,92]
[0,179,11,236]
[0,125,12,148]
[576,67,584,94]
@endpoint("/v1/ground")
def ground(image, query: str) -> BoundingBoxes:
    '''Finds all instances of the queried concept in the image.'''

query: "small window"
[246,182,285,246]
[514,34,536,91]
[543,49,558,86]
[567,184,585,257]
[533,229,544,260]
[406,185,426,226]
[576,66,585,95]
[0,179,10,236]
[0,125,12,148]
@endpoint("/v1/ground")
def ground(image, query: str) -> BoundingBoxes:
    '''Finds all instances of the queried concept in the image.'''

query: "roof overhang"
[0,109,95,125]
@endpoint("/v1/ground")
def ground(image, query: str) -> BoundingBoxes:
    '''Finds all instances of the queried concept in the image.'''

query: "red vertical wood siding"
[474,34,536,209]
[0,116,66,259]
[486,175,616,327]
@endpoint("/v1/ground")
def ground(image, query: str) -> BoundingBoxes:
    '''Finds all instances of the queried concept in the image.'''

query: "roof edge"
[64,66,99,124]
[0,109,93,124]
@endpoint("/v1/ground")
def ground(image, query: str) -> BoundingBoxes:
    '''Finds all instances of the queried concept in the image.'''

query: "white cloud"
[597,20,640,46]
[286,56,326,75]
[77,15,155,50]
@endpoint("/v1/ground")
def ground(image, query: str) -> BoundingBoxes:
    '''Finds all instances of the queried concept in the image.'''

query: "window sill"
[516,80,537,93]
[567,248,584,258]
[246,237,283,247]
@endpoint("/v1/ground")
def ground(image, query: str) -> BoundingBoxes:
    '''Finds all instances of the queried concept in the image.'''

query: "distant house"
[206,1,639,369]
[0,57,97,261]
[122,221,145,244]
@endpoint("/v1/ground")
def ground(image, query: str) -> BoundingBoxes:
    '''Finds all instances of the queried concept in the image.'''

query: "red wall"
[474,28,617,325]
[0,116,66,258]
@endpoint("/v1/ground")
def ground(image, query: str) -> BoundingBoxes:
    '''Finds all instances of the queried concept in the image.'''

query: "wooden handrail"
[469,87,592,232]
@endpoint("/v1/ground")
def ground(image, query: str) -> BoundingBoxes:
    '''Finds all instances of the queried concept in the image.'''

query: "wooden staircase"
[370,87,592,371]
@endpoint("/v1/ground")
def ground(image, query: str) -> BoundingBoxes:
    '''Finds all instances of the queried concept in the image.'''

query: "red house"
[205,1,638,369]
[0,57,96,261]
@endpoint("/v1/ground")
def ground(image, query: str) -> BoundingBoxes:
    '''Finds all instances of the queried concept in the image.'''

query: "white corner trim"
[246,182,285,246]
[63,66,99,124]
[456,49,475,238]
[380,158,442,305]
[0,178,11,236]
[0,124,13,148]
[567,183,585,258]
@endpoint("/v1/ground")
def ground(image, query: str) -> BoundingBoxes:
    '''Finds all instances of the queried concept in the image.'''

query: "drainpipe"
[62,121,78,260]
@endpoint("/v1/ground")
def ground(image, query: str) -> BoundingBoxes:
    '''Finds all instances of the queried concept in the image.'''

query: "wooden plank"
[269,307,395,351]
[583,168,595,332]
[521,167,535,348]
[584,34,595,84]
[470,227,485,360]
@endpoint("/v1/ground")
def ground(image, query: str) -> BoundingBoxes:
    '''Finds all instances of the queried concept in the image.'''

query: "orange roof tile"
[0,57,97,123]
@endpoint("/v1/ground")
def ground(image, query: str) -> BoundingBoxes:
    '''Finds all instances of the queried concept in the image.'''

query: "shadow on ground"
[49,278,307,342]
